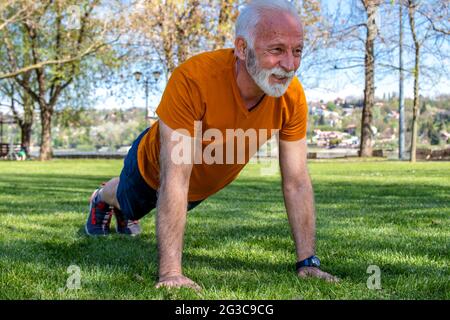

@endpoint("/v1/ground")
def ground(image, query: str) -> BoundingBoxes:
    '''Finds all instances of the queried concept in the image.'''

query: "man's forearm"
[283,175,316,262]
[156,185,188,278]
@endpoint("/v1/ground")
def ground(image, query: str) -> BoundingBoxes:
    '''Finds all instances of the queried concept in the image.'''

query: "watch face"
[311,256,321,267]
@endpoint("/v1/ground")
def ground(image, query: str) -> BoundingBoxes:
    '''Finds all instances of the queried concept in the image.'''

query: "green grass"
[0,159,449,299]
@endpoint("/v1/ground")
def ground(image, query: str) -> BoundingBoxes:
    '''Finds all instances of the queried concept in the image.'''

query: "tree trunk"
[408,1,420,163]
[8,83,34,157]
[21,86,34,157]
[21,122,32,156]
[39,106,53,160]
[410,47,420,162]
[359,1,378,157]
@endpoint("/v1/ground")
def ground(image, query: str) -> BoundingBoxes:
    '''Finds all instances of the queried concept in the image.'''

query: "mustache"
[270,67,295,78]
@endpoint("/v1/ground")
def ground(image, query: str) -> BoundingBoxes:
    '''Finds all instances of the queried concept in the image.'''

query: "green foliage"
[329,138,341,146]
[318,114,325,126]
[326,102,336,112]
[315,124,336,132]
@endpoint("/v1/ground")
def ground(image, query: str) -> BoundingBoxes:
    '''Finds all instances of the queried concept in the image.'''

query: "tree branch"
[0,42,109,80]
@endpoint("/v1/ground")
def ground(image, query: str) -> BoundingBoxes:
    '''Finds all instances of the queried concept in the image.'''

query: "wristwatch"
[296,255,321,271]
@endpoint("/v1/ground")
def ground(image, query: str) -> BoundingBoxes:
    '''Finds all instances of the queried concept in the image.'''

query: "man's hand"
[297,267,339,283]
[156,274,202,291]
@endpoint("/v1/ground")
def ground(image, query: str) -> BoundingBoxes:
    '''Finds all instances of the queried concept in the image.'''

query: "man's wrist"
[159,268,182,279]
[296,255,321,271]
[297,252,315,262]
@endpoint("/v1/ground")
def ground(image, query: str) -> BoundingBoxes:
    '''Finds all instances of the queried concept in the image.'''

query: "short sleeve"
[279,78,308,141]
[156,67,204,136]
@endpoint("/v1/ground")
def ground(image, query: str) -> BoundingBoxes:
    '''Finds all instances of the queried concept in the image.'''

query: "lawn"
[0,159,448,299]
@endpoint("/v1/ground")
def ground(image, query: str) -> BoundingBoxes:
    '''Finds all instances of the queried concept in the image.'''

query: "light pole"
[133,70,162,121]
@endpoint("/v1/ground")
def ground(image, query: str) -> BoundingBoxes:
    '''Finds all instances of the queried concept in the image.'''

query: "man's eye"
[294,49,303,56]
[270,48,283,54]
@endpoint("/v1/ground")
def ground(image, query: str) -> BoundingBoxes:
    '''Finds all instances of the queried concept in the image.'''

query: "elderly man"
[85,0,339,289]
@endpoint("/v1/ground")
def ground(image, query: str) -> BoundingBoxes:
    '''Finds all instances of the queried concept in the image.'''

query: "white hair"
[235,0,301,48]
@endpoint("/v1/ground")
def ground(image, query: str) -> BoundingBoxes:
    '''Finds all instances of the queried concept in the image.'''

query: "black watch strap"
[296,255,320,271]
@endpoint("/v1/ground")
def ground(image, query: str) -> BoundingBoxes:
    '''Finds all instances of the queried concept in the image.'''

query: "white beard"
[246,48,296,97]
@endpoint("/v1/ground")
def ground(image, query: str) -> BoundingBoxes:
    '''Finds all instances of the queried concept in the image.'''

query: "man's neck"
[235,59,265,110]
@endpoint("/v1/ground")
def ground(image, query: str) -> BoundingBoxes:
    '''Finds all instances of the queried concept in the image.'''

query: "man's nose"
[280,52,296,72]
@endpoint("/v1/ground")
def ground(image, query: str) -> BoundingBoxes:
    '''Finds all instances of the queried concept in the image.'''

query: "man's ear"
[234,37,247,61]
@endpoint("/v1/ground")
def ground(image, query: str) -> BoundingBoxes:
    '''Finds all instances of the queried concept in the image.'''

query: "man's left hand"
[297,267,339,283]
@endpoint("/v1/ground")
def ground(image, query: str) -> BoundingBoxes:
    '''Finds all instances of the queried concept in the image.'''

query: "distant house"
[340,136,359,147]
[312,129,355,148]
[334,97,345,106]
[380,127,396,141]
[387,110,399,119]
[342,106,354,116]
[327,111,342,127]
[441,131,450,143]
[436,110,450,122]
[116,146,131,153]
[345,124,357,135]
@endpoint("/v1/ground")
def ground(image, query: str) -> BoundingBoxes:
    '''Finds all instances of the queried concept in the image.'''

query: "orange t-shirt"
[137,48,308,201]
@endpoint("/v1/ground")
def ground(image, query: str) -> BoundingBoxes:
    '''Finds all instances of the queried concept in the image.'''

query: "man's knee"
[101,177,121,209]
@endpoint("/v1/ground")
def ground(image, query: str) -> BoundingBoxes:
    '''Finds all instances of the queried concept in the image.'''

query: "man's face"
[246,11,303,97]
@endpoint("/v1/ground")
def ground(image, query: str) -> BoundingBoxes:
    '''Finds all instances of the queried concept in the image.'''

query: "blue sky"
[1,0,448,114]
[101,0,449,111]
[303,0,450,102]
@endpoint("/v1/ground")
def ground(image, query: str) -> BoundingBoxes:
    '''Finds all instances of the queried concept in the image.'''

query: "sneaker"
[114,208,142,236]
[85,189,113,236]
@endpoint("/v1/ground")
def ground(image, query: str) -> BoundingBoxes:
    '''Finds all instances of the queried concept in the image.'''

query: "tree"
[0,0,32,32]
[212,0,240,50]
[0,1,115,80]
[407,0,420,162]
[405,0,449,161]
[0,26,36,155]
[0,80,35,156]
[1,0,126,160]
[358,0,381,157]
[316,0,383,157]
[129,0,240,78]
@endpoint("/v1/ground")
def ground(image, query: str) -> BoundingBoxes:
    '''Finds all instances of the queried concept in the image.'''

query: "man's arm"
[279,137,338,282]
[155,120,201,290]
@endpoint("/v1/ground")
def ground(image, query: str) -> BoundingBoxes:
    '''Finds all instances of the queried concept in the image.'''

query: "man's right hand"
[155,274,202,291]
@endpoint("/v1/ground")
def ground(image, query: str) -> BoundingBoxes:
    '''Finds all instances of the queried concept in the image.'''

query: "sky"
[1,0,448,114]
[103,57,449,112]
[99,72,450,111]
[98,0,449,111]
[302,0,450,102]
[304,72,450,103]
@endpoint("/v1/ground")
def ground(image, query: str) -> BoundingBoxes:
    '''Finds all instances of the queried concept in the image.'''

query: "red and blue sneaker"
[114,208,142,236]
[85,189,113,236]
